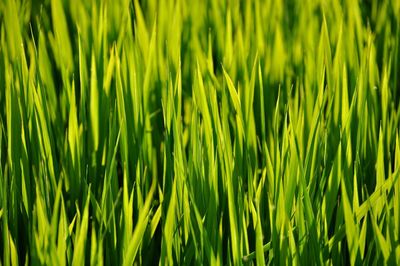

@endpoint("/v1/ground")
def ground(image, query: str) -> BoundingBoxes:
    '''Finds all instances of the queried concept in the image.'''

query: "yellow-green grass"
[0,0,400,265]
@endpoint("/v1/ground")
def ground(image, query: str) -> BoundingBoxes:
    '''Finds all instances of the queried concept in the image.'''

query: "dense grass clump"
[1,0,400,265]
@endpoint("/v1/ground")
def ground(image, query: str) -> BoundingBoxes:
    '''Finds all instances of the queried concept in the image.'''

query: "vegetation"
[0,0,400,264]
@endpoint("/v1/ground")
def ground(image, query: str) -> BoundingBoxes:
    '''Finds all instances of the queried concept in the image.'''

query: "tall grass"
[0,0,400,264]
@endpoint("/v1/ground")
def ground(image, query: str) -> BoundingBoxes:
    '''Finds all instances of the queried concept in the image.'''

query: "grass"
[0,0,400,265]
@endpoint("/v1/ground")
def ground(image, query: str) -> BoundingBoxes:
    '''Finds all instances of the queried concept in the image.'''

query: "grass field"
[1,0,400,265]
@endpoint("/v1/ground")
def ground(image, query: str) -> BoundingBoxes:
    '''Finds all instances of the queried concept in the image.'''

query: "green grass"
[1,0,400,265]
